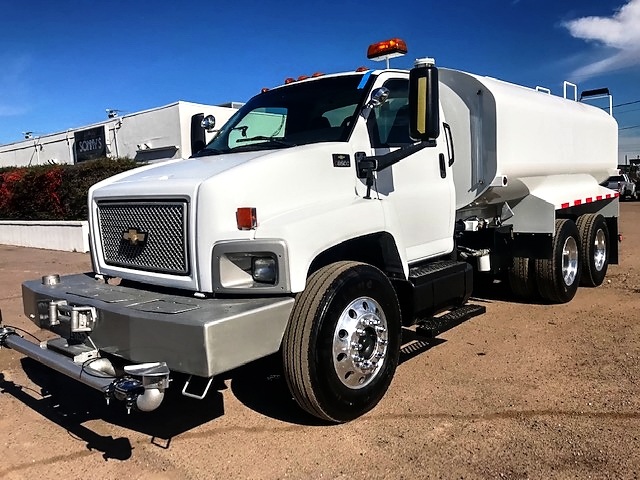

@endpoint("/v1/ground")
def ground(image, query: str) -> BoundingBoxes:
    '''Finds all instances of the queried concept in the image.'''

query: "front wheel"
[282,261,401,423]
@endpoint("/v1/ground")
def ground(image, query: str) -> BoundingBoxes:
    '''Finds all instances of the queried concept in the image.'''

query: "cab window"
[368,78,411,148]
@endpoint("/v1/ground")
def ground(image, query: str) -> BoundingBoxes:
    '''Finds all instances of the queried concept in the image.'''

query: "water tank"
[439,69,618,209]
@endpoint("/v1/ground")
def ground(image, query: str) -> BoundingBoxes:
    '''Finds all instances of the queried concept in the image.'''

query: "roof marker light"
[284,77,296,84]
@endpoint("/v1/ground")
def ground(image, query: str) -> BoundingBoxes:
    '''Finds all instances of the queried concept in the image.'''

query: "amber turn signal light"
[236,207,257,230]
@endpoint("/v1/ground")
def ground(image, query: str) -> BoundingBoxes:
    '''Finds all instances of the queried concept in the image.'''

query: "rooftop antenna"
[106,108,123,119]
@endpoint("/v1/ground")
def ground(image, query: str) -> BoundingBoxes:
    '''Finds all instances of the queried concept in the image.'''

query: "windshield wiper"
[235,136,296,147]
[192,148,225,158]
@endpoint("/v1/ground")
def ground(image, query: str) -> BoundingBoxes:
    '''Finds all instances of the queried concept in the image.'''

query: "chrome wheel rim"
[593,228,607,272]
[332,296,388,390]
[562,236,579,286]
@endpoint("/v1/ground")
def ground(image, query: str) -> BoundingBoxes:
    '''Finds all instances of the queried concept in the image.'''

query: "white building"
[0,101,240,167]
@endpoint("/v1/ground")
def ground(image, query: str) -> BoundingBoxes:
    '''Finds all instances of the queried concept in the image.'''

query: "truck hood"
[91,150,275,199]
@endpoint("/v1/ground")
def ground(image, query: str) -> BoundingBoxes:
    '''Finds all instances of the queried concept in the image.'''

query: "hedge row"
[0,157,141,221]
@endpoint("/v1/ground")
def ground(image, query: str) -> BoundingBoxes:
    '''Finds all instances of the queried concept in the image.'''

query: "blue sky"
[1,0,639,162]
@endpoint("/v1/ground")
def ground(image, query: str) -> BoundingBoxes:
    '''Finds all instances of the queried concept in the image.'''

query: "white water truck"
[0,39,619,422]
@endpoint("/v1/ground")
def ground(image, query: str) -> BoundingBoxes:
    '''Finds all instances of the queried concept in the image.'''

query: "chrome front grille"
[97,200,189,275]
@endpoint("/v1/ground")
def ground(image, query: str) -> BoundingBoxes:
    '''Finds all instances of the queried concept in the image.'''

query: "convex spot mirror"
[368,87,390,108]
[201,115,216,132]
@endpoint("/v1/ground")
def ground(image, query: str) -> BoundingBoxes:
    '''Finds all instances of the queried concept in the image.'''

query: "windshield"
[195,74,371,156]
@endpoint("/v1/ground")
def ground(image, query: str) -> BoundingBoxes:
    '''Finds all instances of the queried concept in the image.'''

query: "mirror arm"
[357,141,436,199]
[374,140,434,171]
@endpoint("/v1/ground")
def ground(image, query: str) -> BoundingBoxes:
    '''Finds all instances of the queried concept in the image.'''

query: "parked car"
[603,174,637,200]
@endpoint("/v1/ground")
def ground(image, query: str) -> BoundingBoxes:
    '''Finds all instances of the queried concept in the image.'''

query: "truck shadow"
[1,326,451,449]
[0,359,226,458]
[470,277,550,305]
[226,354,328,426]
[230,329,445,424]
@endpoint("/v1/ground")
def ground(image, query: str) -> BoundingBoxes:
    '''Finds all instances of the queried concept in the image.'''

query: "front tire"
[535,219,580,303]
[282,261,401,423]
[576,213,609,287]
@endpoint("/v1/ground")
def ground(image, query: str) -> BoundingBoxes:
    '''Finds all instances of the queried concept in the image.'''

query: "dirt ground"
[1,204,639,480]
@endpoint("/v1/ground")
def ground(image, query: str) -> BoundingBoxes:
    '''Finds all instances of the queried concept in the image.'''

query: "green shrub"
[0,157,141,221]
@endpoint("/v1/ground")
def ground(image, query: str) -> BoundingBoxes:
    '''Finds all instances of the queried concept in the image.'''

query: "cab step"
[415,303,486,338]
[398,259,473,322]
[408,260,464,285]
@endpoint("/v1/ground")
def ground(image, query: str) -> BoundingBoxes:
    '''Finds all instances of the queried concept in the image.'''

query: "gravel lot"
[1,203,639,479]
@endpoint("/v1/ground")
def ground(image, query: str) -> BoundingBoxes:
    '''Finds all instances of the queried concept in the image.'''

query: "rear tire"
[282,261,401,423]
[535,219,580,303]
[508,257,537,300]
[576,213,609,287]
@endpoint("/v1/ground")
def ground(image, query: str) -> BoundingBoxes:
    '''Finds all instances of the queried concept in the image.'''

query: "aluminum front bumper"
[22,274,295,377]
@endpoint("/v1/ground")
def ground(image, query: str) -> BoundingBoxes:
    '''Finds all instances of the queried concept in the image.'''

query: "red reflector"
[236,208,257,230]
[367,38,408,60]
[561,202,570,209]
[586,197,592,203]
[614,192,620,197]
[574,200,582,206]
[596,195,603,200]
[284,77,295,84]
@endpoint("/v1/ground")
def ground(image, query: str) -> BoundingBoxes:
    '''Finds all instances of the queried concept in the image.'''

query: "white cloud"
[563,0,640,78]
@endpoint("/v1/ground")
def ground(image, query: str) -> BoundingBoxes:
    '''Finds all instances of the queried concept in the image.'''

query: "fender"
[255,196,409,292]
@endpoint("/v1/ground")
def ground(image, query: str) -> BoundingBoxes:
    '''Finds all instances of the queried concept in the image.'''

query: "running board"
[415,304,486,338]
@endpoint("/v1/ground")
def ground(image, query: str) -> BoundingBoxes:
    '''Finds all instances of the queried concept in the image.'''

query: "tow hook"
[106,362,171,414]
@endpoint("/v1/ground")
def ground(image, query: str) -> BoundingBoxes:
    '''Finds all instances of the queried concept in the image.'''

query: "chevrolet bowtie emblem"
[123,228,147,246]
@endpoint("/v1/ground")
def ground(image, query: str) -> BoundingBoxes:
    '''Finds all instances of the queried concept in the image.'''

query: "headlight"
[212,240,289,293]
[252,256,277,284]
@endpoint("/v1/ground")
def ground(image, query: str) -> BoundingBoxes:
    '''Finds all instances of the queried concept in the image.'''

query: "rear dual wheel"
[508,256,537,300]
[535,219,581,303]
[576,213,609,287]
[508,219,581,303]
[509,216,610,303]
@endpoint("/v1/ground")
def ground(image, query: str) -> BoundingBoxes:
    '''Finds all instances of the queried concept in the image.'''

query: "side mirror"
[201,115,216,132]
[409,58,439,141]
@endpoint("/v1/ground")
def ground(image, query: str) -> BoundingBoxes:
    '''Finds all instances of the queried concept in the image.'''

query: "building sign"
[74,126,106,162]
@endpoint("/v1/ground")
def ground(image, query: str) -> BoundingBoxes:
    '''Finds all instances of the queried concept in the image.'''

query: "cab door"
[363,73,456,263]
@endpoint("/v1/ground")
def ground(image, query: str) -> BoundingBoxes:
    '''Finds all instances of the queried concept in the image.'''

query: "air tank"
[439,69,618,210]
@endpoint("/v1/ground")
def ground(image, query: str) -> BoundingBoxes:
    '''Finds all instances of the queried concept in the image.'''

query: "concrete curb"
[0,220,89,252]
